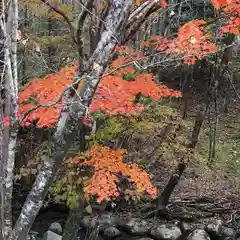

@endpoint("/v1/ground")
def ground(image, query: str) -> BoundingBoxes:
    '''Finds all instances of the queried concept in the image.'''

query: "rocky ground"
[34,211,238,239]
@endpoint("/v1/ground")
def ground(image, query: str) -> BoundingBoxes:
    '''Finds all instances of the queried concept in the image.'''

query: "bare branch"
[124,0,164,43]
[40,0,77,44]
[95,0,110,52]
[76,0,94,65]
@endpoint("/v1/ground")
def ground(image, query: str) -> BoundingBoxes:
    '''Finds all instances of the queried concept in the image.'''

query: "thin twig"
[76,0,94,67]
[40,0,77,44]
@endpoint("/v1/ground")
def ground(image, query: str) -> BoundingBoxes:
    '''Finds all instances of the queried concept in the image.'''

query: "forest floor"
[131,75,240,230]
[96,74,240,233]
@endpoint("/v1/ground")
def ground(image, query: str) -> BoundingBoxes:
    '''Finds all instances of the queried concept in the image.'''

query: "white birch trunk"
[0,102,4,240]
[0,0,19,238]
[0,12,6,239]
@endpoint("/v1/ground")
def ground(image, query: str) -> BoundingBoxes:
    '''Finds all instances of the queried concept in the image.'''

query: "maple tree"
[13,46,181,204]
[140,0,239,65]
[17,63,77,127]
[142,20,218,65]
[4,0,237,209]
[67,144,157,203]
[16,47,181,128]
[211,0,240,35]
[166,20,218,65]
[90,52,181,115]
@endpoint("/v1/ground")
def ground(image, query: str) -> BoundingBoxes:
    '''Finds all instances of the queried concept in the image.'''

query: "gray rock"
[49,222,63,235]
[43,230,62,240]
[205,220,222,238]
[123,218,151,235]
[96,235,105,240]
[137,238,155,240]
[80,216,92,228]
[150,225,182,240]
[103,227,121,239]
[187,229,210,240]
[179,222,194,235]
[80,214,116,232]
[26,234,37,240]
[98,214,117,231]
[221,227,236,240]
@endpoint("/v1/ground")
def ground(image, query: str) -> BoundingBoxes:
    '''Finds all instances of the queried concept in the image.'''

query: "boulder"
[221,227,236,240]
[43,230,62,240]
[80,214,116,232]
[97,214,117,231]
[123,218,151,235]
[205,220,222,239]
[181,222,194,236]
[150,225,182,240]
[137,238,155,240]
[187,229,210,240]
[49,222,63,235]
[103,226,121,239]
[80,216,92,228]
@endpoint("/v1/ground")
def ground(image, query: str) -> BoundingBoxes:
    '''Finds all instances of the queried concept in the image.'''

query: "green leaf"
[122,73,136,81]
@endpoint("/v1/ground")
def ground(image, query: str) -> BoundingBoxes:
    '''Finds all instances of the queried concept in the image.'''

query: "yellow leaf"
[35,43,41,52]
[189,36,197,44]
[136,0,141,6]
[85,204,92,214]
[83,177,92,187]
[31,168,38,175]
[124,195,130,201]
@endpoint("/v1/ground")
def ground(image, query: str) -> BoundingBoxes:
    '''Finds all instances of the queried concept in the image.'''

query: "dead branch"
[40,0,77,44]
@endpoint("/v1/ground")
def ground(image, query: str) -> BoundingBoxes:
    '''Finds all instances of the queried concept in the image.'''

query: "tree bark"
[0,0,19,237]
[154,104,209,211]
[0,9,5,240]
[156,160,186,209]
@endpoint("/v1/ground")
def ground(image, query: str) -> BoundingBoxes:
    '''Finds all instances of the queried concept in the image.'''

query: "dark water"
[13,183,69,235]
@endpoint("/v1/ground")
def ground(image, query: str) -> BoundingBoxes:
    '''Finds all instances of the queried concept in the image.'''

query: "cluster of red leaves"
[211,0,240,35]
[18,63,77,127]
[2,112,21,128]
[110,56,136,77]
[89,47,181,115]
[68,144,157,203]
[141,1,239,64]
[90,73,181,116]
[141,35,170,50]
[142,20,218,65]
[167,20,218,65]
[18,47,181,127]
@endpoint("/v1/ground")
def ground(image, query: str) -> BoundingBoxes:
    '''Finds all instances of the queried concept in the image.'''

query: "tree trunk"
[62,189,84,240]
[0,0,19,237]
[154,103,209,211]
[156,160,186,210]
[0,8,5,239]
